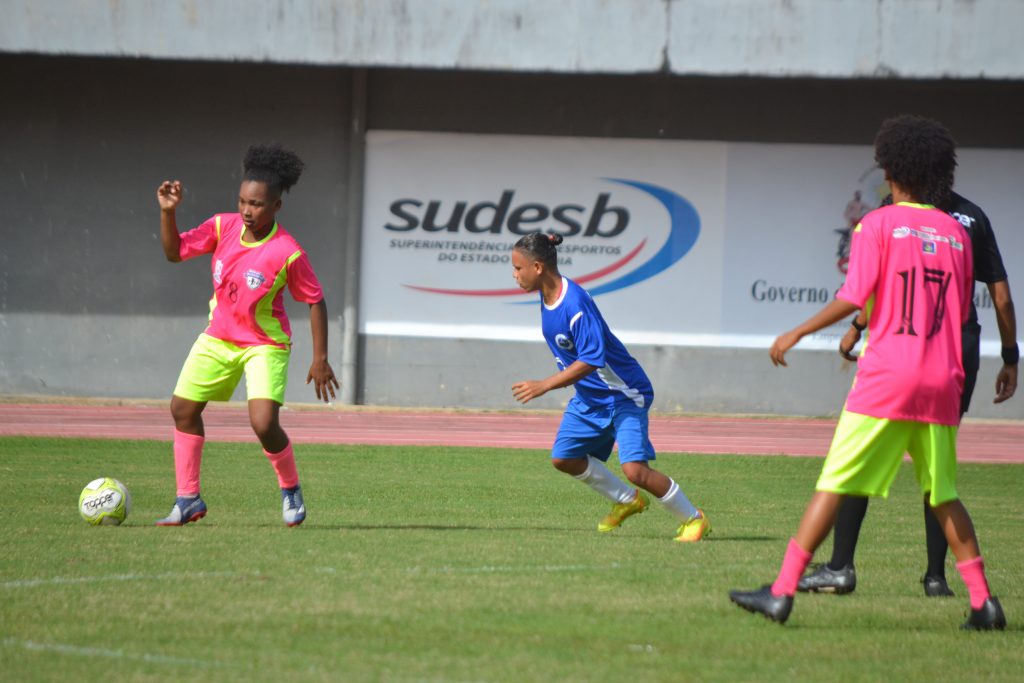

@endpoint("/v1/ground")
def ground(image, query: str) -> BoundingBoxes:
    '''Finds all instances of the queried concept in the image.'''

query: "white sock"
[659,479,699,522]
[572,456,636,504]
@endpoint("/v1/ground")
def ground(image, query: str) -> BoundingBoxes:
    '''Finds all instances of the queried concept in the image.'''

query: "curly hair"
[873,115,957,208]
[513,232,563,268]
[242,143,305,196]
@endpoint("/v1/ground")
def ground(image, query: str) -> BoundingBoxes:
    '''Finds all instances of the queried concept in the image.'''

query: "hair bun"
[547,233,564,246]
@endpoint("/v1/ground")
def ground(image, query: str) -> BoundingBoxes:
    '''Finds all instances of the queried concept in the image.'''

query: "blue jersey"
[540,277,654,408]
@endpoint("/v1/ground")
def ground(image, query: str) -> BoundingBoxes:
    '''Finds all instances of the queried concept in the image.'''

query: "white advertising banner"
[361,131,1023,355]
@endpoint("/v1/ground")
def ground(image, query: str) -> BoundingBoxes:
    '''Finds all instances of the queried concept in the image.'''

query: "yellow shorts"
[816,410,959,506]
[173,333,290,404]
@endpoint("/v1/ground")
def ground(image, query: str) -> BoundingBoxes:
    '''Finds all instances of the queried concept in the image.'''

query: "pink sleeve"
[836,220,880,308]
[286,252,324,304]
[178,215,220,261]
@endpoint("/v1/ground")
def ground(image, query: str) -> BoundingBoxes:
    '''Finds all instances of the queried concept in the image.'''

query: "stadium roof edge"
[2,0,1022,81]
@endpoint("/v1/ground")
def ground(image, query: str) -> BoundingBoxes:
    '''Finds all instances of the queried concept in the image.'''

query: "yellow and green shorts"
[173,333,290,404]
[816,410,959,506]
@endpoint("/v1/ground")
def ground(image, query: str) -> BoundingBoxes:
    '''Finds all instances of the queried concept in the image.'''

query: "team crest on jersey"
[213,259,224,284]
[244,269,266,290]
[922,241,937,255]
[555,333,574,350]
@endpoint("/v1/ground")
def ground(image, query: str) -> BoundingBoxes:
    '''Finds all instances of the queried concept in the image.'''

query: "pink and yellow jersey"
[178,214,323,349]
[837,202,973,425]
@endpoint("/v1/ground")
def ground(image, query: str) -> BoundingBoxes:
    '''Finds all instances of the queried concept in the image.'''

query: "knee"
[249,416,277,443]
[552,458,586,476]
[170,398,200,428]
[620,464,642,486]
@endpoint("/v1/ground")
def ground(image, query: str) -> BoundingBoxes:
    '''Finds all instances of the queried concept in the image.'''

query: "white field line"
[2,569,261,589]
[410,562,622,575]
[3,562,626,590]
[1,637,229,668]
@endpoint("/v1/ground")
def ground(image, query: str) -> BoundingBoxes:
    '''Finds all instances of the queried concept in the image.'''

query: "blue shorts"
[551,396,656,464]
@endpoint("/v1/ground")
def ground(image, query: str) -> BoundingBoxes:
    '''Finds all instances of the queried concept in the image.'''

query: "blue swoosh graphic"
[585,178,701,297]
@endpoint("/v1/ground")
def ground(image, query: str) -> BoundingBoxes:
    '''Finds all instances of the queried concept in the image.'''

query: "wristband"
[1002,344,1020,366]
[850,317,866,332]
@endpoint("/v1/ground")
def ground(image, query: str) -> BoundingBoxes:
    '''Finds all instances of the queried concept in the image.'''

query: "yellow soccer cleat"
[674,510,711,542]
[598,490,649,532]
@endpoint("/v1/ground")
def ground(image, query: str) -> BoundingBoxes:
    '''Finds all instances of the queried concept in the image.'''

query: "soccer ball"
[79,477,132,526]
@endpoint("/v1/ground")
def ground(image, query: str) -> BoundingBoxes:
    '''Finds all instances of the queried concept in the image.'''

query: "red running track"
[0,403,1021,464]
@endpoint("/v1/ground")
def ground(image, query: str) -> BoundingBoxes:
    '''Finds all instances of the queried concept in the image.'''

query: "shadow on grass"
[134,522,783,541]
[298,523,578,532]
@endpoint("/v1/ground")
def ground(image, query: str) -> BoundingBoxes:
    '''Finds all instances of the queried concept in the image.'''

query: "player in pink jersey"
[730,116,1005,630]
[154,144,339,527]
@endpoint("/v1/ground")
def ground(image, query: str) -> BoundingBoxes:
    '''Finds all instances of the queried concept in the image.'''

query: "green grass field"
[1,436,1021,682]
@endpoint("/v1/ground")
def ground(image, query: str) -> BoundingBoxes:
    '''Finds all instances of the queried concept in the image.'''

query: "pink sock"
[265,442,299,489]
[771,538,814,597]
[173,429,204,497]
[956,556,991,610]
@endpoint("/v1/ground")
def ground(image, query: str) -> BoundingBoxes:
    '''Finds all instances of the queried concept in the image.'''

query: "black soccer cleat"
[961,597,1006,631]
[797,563,857,594]
[729,585,794,624]
[922,574,955,598]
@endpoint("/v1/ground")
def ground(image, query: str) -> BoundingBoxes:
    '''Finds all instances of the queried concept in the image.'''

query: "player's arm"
[512,360,596,404]
[306,299,339,403]
[157,180,183,263]
[989,280,1018,403]
[771,299,860,367]
[838,311,868,361]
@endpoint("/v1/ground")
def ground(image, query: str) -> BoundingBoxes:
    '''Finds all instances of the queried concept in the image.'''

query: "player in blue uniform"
[510,233,710,541]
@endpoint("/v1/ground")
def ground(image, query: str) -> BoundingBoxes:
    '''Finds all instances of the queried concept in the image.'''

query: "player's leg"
[921,493,954,596]
[552,398,641,531]
[170,395,207,492]
[249,399,289,453]
[157,335,242,526]
[931,499,1004,629]
[157,395,211,526]
[920,325,980,595]
[244,345,304,527]
[730,412,908,623]
[911,423,1004,629]
[798,495,865,594]
[614,404,708,542]
[729,491,843,624]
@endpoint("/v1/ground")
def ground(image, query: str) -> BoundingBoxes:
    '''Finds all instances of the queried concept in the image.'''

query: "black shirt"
[946,192,1009,326]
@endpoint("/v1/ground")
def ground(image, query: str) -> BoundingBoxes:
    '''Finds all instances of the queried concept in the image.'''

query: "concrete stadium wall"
[2,54,1022,419]
[3,1,1023,79]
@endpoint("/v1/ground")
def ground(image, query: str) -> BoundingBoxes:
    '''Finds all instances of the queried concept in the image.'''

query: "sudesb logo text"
[393,178,701,298]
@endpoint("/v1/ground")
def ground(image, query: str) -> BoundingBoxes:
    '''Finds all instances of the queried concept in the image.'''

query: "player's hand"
[306,359,340,403]
[157,180,183,211]
[769,330,802,367]
[994,363,1017,404]
[512,380,547,404]
[839,326,862,362]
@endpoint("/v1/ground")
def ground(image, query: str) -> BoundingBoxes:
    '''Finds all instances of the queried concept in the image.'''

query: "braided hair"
[513,232,563,268]
[242,144,305,198]
[873,115,956,208]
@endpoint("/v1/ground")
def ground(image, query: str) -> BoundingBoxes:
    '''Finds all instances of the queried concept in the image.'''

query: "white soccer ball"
[79,477,132,526]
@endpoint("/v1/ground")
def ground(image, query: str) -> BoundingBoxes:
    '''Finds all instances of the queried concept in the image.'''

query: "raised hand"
[157,180,183,211]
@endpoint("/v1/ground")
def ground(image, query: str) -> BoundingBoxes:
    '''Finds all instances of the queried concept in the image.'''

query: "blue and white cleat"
[155,495,207,526]
[282,485,306,527]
